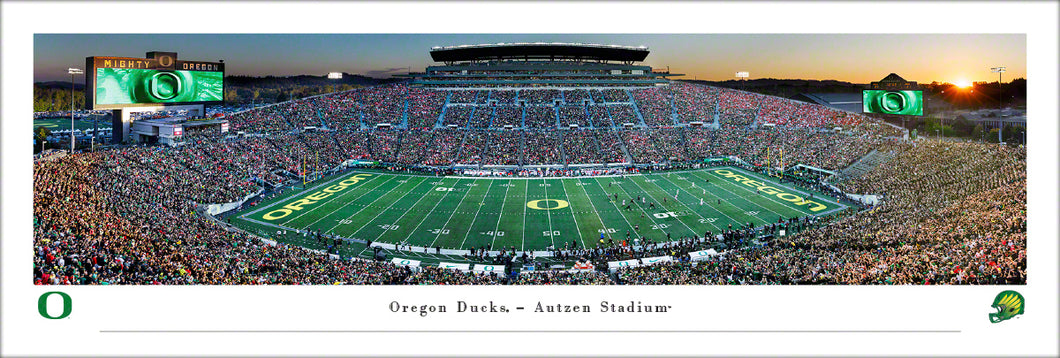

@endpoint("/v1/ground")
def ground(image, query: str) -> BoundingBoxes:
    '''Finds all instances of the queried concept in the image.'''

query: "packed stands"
[34,78,1025,286]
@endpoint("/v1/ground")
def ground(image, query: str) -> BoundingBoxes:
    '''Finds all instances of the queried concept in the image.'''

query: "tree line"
[34,86,86,112]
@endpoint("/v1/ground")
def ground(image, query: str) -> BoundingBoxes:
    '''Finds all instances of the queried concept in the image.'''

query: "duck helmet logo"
[989,290,1024,323]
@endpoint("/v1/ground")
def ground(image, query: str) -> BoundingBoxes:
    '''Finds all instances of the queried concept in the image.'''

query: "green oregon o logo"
[527,199,569,210]
[149,72,182,100]
[880,92,906,113]
[38,291,72,319]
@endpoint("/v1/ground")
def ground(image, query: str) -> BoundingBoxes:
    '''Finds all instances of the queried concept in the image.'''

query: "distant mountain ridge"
[36,81,86,91]
[682,78,866,98]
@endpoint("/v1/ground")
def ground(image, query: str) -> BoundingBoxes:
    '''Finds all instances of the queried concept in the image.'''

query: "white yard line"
[576,178,613,244]
[558,179,588,249]
[521,179,529,251]
[429,179,476,248]
[649,175,724,232]
[324,177,415,236]
[541,178,557,249]
[345,176,432,238]
[404,179,465,248]
[458,179,496,249]
[692,170,796,219]
[241,170,370,218]
[289,175,397,229]
[668,172,757,226]
[591,177,640,239]
[608,176,672,237]
[625,175,699,236]
[368,177,442,242]
[488,179,512,250]
[313,176,405,235]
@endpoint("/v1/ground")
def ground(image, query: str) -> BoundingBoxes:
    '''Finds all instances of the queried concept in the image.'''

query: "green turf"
[231,167,847,260]
[34,117,104,132]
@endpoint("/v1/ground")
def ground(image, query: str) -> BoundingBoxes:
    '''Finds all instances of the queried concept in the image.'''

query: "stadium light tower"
[991,66,1005,143]
[67,68,83,154]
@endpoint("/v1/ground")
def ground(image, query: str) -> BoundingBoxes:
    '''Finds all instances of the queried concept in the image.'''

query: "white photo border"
[2,1,1057,357]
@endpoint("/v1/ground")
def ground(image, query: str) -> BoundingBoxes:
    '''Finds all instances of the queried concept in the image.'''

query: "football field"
[231,167,847,255]
[34,117,103,132]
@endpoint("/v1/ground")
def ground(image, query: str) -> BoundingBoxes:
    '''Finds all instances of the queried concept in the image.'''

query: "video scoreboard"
[86,52,224,110]
[863,73,923,116]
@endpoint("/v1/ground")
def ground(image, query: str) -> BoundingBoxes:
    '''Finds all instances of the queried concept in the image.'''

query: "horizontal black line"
[100,330,960,334]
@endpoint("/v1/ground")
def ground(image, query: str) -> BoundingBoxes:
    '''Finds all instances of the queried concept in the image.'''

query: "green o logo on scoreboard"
[149,72,183,100]
[862,90,923,116]
[38,291,72,319]
[880,92,906,113]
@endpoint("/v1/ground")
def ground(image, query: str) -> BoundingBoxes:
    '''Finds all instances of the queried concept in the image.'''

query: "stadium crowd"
[615,141,1025,285]
[33,80,1025,286]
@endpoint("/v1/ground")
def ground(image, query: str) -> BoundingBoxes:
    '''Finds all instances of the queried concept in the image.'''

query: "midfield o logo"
[526,199,569,210]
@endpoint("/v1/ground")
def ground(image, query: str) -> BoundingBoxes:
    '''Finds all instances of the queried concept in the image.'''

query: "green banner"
[862,90,923,116]
[95,68,222,105]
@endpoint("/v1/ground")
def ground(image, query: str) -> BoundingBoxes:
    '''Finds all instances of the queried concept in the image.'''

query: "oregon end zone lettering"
[263,174,373,220]
[712,169,828,212]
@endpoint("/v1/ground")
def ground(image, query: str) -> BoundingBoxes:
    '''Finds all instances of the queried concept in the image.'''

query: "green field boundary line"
[237,216,352,245]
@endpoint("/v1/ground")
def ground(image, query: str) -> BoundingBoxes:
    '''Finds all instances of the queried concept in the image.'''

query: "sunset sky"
[34,33,1025,85]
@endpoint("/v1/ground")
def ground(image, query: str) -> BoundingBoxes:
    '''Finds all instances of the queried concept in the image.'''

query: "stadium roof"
[429,43,650,63]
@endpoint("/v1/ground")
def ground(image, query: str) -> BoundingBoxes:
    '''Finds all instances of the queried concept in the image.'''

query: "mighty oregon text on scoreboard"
[85,51,225,110]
